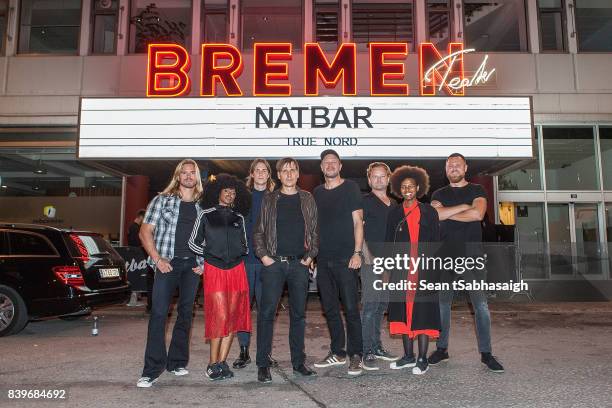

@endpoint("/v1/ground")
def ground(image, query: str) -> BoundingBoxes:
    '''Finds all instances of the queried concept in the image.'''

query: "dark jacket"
[188,205,248,269]
[385,202,441,331]
[253,189,319,261]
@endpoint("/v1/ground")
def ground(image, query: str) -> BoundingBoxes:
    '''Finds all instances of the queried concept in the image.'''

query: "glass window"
[314,0,340,50]
[499,202,547,278]
[91,0,119,54]
[538,0,567,51]
[202,0,228,43]
[427,0,452,48]
[543,127,599,190]
[18,0,82,54]
[8,232,56,256]
[0,1,8,55]
[463,0,529,51]
[129,0,192,54]
[600,127,612,190]
[498,134,542,190]
[547,203,573,275]
[352,1,415,51]
[574,203,603,276]
[606,203,612,273]
[576,0,612,52]
[0,232,8,256]
[242,0,303,50]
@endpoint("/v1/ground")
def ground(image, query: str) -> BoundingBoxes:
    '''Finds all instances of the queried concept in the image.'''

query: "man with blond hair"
[361,162,399,371]
[137,159,205,388]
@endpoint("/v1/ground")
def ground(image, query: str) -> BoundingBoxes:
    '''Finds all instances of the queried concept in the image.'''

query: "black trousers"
[142,257,200,378]
[316,258,363,357]
[256,260,310,368]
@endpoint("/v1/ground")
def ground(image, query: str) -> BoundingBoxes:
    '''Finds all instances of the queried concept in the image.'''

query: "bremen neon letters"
[146,42,494,98]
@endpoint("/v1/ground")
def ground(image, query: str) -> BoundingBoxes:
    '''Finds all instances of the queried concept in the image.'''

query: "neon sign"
[146,42,495,97]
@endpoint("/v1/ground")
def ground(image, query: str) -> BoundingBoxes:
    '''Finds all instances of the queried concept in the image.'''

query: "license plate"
[99,268,120,278]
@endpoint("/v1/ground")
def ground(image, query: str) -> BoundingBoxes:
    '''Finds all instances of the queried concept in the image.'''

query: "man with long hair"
[136,159,205,388]
[233,159,277,369]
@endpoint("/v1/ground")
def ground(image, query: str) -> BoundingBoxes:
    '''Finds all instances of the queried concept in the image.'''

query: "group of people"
[135,150,505,388]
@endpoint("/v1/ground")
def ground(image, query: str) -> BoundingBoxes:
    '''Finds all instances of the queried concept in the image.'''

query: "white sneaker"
[136,376,158,388]
[170,367,189,376]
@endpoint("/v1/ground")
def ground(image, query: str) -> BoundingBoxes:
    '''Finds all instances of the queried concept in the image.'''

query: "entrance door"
[547,203,606,277]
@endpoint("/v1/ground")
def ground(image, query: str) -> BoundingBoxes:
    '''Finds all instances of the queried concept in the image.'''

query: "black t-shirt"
[173,201,198,258]
[314,179,363,260]
[363,192,397,245]
[431,183,487,243]
[276,192,305,256]
[127,222,141,247]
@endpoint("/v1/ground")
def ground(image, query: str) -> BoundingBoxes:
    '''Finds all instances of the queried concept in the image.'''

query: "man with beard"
[313,149,364,376]
[136,159,205,387]
[427,153,504,373]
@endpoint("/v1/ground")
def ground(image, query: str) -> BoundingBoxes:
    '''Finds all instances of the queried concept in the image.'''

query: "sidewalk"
[1,299,611,408]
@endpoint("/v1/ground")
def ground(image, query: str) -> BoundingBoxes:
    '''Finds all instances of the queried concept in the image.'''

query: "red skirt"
[203,261,251,339]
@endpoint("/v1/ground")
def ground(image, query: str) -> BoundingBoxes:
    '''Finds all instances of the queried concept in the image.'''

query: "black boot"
[232,346,251,369]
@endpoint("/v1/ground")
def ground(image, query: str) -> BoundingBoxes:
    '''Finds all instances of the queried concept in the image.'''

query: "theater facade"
[0,0,611,293]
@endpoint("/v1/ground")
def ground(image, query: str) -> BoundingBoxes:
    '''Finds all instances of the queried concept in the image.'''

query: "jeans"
[436,270,492,353]
[237,262,263,348]
[142,257,200,378]
[256,260,310,368]
[316,259,363,357]
[360,264,389,354]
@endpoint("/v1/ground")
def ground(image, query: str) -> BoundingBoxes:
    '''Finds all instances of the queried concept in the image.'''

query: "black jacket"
[385,202,442,331]
[253,189,319,261]
[188,205,248,269]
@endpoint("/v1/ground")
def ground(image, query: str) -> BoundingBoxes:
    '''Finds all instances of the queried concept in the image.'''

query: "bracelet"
[153,257,161,265]
[353,251,363,257]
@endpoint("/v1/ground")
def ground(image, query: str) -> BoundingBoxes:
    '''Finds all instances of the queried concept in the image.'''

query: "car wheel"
[0,285,29,337]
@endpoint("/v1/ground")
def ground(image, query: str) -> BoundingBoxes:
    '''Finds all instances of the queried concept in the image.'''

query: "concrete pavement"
[1,299,611,408]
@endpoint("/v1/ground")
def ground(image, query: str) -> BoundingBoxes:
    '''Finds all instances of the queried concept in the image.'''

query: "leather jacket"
[253,189,319,261]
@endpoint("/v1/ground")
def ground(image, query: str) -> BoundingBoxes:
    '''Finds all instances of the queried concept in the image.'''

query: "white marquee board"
[78,97,534,159]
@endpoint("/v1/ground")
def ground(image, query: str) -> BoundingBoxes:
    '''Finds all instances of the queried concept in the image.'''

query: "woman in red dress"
[385,166,441,375]
[189,174,252,381]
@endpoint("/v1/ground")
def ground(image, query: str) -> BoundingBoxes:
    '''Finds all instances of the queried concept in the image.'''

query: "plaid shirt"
[143,194,204,266]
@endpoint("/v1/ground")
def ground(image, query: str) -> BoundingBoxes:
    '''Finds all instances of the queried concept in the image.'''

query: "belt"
[272,255,302,263]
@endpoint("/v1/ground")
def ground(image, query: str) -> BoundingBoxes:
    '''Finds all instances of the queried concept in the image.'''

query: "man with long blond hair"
[233,158,278,369]
[137,159,205,388]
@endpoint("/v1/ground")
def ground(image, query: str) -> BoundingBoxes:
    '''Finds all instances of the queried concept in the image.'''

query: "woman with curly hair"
[188,173,252,381]
[385,165,441,375]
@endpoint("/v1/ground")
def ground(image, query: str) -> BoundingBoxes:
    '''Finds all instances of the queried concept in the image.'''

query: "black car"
[0,224,131,336]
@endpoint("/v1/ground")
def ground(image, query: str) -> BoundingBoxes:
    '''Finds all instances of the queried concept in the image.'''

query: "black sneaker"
[390,355,416,370]
[314,352,346,368]
[293,364,317,377]
[481,353,504,373]
[412,357,429,375]
[268,354,279,368]
[373,346,399,362]
[428,348,449,365]
[232,346,251,369]
[362,353,380,371]
[219,361,234,379]
[205,363,224,381]
[258,367,272,383]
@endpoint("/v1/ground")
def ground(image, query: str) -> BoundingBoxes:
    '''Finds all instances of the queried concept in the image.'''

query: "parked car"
[0,224,131,336]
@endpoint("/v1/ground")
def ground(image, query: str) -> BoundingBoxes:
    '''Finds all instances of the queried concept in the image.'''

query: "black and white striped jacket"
[188,205,248,269]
